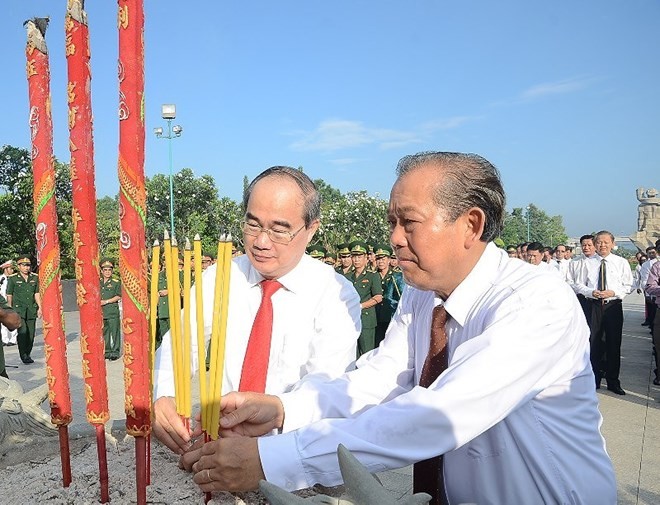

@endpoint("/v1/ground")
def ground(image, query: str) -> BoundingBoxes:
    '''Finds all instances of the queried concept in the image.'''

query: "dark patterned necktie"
[598,259,607,305]
[413,305,450,505]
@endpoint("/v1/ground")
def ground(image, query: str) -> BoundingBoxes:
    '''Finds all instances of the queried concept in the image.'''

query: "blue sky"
[2,1,658,238]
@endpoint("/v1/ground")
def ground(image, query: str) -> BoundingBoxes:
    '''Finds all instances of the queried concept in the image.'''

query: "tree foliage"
[0,145,74,277]
[500,204,568,247]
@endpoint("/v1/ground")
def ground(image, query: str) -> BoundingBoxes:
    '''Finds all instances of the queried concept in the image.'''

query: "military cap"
[100,258,115,269]
[337,243,351,256]
[367,242,376,254]
[16,255,32,266]
[374,244,392,258]
[307,244,326,259]
[349,240,368,255]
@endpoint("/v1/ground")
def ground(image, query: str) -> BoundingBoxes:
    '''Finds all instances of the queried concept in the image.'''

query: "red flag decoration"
[65,1,111,501]
[25,16,73,487]
[118,1,150,502]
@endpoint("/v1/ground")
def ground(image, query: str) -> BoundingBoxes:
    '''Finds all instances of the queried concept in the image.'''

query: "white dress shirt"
[153,254,361,398]
[571,253,633,301]
[555,257,571,281]
[259,244,616,504]
[568,255,600,294]
[639,257,658,293]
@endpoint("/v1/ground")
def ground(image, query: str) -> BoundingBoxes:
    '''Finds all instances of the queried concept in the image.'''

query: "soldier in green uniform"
[349,240,383,356]
[323,250,337,267]
[0,294,21,377]
[6,255,41,364]
[100,259,122,360]
[374,244,405,347]
[307,244,326,261]
[335,243,354,279]
[367,243,378,272]
[390,251,402,273]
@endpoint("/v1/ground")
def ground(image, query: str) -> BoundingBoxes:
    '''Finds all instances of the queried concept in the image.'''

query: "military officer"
[307,244,326,261]
[100,259,122,360]
[335,243,354,278]
[6,255,41,364]
[389,251,402,273]
[0,294,21,377]
[367,243,377,272]
[349,240,383,356]
[374,244,405,347]
[324,250,337,267]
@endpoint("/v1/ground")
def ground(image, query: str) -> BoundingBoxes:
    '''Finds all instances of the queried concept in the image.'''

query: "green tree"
[0,145,74,277]
[501,204,568,247]
[97,195,120,261]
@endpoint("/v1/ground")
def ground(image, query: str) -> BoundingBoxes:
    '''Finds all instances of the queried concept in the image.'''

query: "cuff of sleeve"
[279,389,322,433]
[258,431,309,491]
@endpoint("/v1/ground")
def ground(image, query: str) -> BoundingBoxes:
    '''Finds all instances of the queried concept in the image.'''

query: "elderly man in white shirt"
[568,234,601,324]
[180,151,615,505]
[580,231,634,394]
[152,166,361,453]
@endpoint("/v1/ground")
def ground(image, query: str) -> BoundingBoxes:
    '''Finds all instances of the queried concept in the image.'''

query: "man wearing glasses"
[6,255,41,364]
[153,166,361,454]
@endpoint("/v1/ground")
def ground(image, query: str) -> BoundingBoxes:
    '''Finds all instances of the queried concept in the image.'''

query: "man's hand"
[153,396,192,454]
[217,392,285,438]
[180,437,265,493]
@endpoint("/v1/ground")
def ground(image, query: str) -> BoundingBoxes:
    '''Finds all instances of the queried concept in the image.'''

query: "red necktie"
[413,305,450,505]
[238,280,282,393]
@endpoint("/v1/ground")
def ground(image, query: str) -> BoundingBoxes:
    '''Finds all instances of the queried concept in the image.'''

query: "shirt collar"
[245,253,312,294]
[441,242,503,328]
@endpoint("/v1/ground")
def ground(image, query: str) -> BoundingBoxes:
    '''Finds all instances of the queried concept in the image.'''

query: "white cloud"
[521,77,590,100]
[288,116,472,153]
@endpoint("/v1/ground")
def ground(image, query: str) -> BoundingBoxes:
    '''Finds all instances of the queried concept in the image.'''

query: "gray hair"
[594,230,615,242]
[396,152,506,242]
[243,166,321,227]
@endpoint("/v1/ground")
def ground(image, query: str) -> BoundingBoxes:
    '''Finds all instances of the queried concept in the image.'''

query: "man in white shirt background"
[568,234,600,324]
[180,151,615,505]
[639,245,658,327]
[644,259,660,386]
[554,243,570,280]
[587,231,634,394]
[152,166,361,453]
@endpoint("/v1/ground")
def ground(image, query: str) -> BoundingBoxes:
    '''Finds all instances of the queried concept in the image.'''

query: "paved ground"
[4,292,659,504]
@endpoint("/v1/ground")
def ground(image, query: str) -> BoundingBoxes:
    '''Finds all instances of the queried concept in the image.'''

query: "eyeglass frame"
[241,219,307,245]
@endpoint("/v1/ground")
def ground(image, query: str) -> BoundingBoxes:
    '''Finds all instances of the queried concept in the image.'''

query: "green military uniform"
[7,258,39,364]
[307,244,326,260]
[349,241,383,356]
[335,242,354,279]
[100,260,122,360]
[374,245,405,347]
[156,270,171,348]
[0,294,18,377]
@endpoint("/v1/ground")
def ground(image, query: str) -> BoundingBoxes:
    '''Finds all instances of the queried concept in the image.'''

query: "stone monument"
[630,187,660,250]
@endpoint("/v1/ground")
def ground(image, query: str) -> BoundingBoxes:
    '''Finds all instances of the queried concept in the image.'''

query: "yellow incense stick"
[193,235,209,434]
[208,234,231,439]
[149,240,161,397]
[182,238,192,419]
[170,237,184,415]
[162,231,180,408]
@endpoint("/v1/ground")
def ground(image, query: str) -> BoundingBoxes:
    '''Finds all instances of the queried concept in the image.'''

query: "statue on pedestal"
[631,187,660,250]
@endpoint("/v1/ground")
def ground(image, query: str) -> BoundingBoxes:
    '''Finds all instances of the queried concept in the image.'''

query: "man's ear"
[463,207,486,248]
[305,220,320,245]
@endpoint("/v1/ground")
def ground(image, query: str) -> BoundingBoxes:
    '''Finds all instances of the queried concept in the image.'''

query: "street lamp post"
[526,206,531,242]
[154,104,183,238]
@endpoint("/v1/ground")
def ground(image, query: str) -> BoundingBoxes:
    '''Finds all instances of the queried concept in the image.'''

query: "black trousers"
[576,294,592,326]
[590,300,623,385]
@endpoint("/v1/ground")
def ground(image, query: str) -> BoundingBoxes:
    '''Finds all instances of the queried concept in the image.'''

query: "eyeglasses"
[101,267,113,271]
[241,220,306,245]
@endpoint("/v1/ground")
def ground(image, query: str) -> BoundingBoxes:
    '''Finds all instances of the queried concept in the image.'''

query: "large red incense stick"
[24,17,74,489]
[65,1,111,502]
[118,1,150,504]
